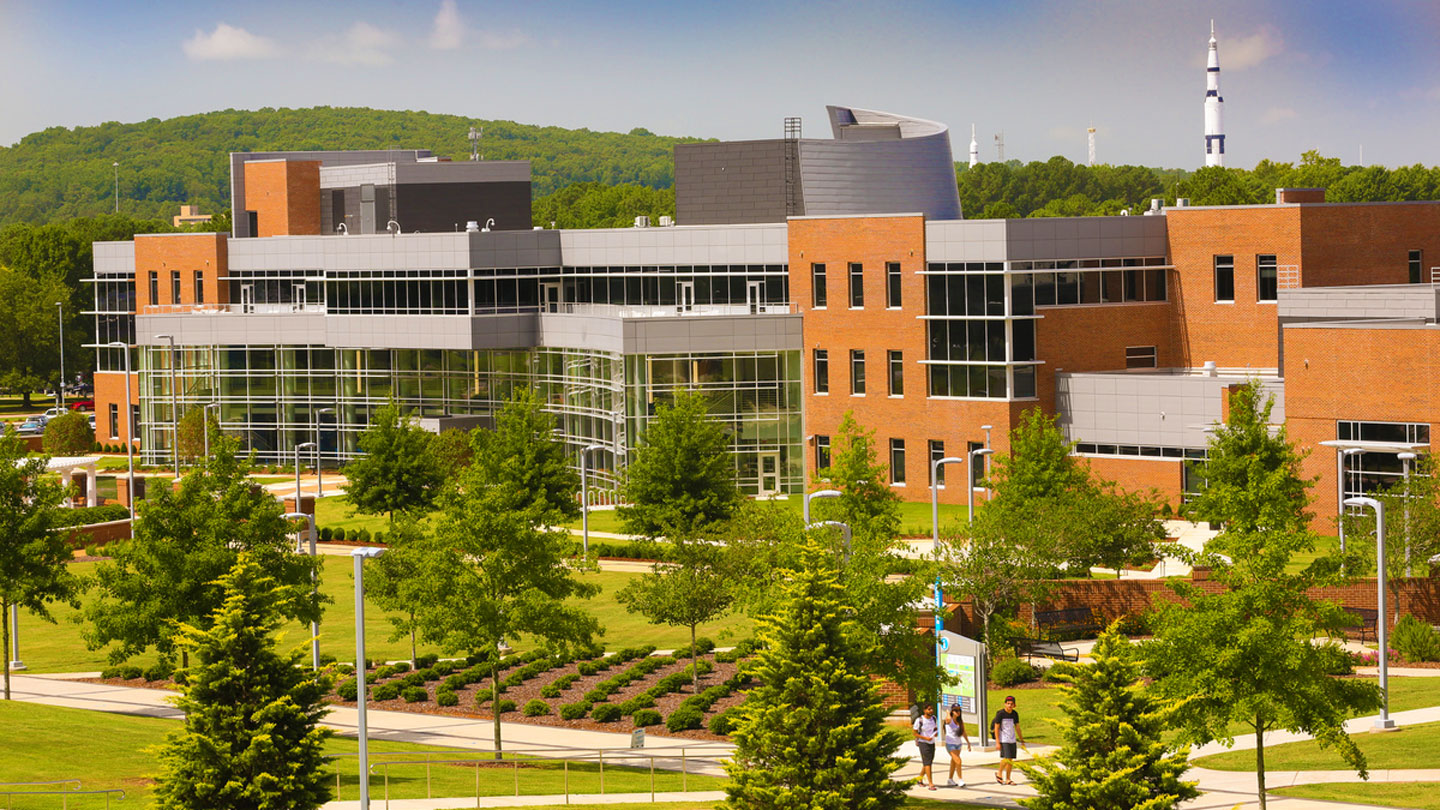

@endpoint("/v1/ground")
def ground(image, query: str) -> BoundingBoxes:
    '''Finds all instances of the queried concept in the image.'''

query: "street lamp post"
[1337,447,1365,561]
[201,403,220,464]
[930,456,966,552]
[155,335,179,479]
[295,442,317,515]
[8,604,22,672]
[803,488,843,524]
[805,520,852,560]
[968,447,994,523]
[579,444,605,557]
[112,162,119,213]
[1399,452,1417,577]
[352,546,387,810]
[284,511,321,670]
[315,408,335,499]
[104,342,136,518]
[56,303,65,409]
[1343,496,1396,731]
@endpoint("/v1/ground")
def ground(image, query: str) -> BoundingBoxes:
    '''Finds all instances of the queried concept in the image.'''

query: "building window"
[108,403,119,440]
[1410,250,1423,285]
[1125,345,1158,369]
[131,405,141,440]
[888,350,904,396]
[1257,254,1278,302]
[886,262,902,308]
[148,271,158,306]
[194,271,204,304]
[850,350,866,394]
[812,263,827,308]
[929,440,945,485]
[890,439,906,484]
[813,349,829,394]
[816,435,831,471]
[1336,420,1431,503]
[1214,255,1234,302]
[849,263,864,308]
[171,271,181,304]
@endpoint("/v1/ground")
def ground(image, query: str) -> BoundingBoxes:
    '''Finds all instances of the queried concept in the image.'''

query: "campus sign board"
[938,630,989,745]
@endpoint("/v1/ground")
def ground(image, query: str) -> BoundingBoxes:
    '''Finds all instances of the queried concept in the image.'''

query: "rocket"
[1204,20,1225,167]
[969,124,980,168]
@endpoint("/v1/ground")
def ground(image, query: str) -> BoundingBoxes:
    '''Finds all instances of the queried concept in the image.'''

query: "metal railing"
[0,781,125,810]
[544,302,798,318]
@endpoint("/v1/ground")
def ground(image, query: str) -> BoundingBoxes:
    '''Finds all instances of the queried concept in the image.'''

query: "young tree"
[155,555,332,810]
[84,436,324,666]
[617,536,733,688]
[986,407,1091,503]
[619,389,741,538]
[811,410,901,543]
[0,434,80,699]
[411,389,598,755]
[1020,627,1198,810]
[724,536,910,810]
[174,407,213,464]
[0,268,72,408]
[42,411,93,456]
[365,516,428,665]
[342,399,444,523]
[432,426,476,482]
[938,506,1056,648]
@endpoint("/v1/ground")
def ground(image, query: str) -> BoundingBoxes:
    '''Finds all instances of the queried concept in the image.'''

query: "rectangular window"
[108,403,119,439]
[131,405,141,440]
[1214,255,1235,302]
[193,271,204,304]
[171,272,181,304]
[812,263,827,307]
[929,440,945,485]
[813,349,829,394]
[1257,254,1278,302]
[890,439,906,484]
[816,435,831,471]
[1126,345,1158,369]
[849,263,864,308]
[888,350,904,396]
[850,349,866,395]
[148,272,158,306]
[968,441,984,489]
[886,262,902,308]
[1409,250,1423,285]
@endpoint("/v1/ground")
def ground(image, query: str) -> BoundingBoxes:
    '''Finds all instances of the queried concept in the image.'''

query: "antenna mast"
[1087,127,1097,167]
[994,131,1005,162]
[468,125,482,161]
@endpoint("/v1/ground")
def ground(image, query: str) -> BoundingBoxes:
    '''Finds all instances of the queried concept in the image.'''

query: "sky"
[2,0,1439,169]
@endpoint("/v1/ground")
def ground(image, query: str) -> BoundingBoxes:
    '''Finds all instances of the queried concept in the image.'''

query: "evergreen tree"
[342,399,443,523]
[1020,627,1198,810]
[155,555,332,810]
[620,389,741,538]
[468,387,580,523]
[811,411,901,543]
[723,536,909,810]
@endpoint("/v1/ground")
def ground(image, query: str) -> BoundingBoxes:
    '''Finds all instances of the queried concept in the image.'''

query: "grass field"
[437,802,999,810]
[1271,782,1440,809]
[13,558,754,673]
[1194,719,1440,771]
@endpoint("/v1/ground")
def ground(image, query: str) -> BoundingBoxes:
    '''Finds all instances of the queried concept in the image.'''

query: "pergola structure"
[45,456,101,508]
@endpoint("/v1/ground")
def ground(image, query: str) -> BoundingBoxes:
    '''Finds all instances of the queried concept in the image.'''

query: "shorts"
[946,743,964,753]
[999,742,1018,760]
[916,741,936,766]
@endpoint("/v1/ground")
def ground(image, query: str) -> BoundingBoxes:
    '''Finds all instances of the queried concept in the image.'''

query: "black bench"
[1018,638,1079,663]
[1343,607,1378,644]
[1035,607,1102,640]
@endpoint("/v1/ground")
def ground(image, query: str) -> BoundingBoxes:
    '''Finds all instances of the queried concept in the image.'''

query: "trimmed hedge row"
[666,669,753,732]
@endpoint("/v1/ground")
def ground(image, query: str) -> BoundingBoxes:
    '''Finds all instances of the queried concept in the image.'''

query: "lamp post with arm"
[352,546,387,809]
[968,448,994,524]
[1343,496,1396,731]
[1399,452,1417,577]
[56,302,65,409]
[930,456,965,552]
[283,511,320,670]
[315,408,335,499]
[803,488,843,524]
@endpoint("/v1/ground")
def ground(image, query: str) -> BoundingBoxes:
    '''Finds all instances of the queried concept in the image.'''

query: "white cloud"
[182,23,280,61]
[476,30,531,50]
[1262,107,1298,125]
[1224,28,1283,71]
[315,21,399,66]
[430,0,464,50]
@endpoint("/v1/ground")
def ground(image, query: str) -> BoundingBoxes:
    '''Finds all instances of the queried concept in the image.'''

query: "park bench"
[1034,607,1101,640]
[1017,638,1079,663]
[1343,607,1378,644]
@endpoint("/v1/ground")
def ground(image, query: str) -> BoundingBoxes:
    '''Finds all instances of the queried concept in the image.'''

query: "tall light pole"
[930,456,965,552]
[968,447,994,523]
[104,341,136,518]
[155,335,179,479]
[579,444,605,557]
[112,162,119,214]
[1344,496,1396,731]
[1338,447,1365,567]
[803,488,842,524]
[315,408,335,499]
[284,512,321,670]
[55,302,65,409]
[805,520,852,560]
[8,604,22,672]
[1399,452,1417,577]
[295,442,317,515]
[201,403,220,464]
[352,546,387,810]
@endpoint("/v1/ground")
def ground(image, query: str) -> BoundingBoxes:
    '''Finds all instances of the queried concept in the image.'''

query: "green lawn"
[1194,718,1440,772]
[1272,782,1440,810]
[14,559,754,673]
[559,499,973,539]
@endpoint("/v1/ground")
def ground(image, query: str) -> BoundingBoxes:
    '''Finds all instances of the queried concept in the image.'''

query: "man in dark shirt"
[991,695,1023,785]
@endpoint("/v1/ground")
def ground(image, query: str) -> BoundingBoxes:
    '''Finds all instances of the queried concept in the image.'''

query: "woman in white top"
[943,704,972,787]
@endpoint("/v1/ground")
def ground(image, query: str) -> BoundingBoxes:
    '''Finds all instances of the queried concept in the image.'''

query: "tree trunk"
[2,598,11,701]
[20,391,31,409]
[182,650,188,669]
[1255,717,1267,810]
[409,621,417,667]
[690,624,699,690]
[491,655,503,760]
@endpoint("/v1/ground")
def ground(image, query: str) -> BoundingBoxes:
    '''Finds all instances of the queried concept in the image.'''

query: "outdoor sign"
[630,727,645,749]
[938,630,989,746]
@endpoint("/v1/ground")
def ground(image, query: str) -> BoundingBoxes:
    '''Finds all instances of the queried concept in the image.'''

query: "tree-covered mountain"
[0,107,708,226]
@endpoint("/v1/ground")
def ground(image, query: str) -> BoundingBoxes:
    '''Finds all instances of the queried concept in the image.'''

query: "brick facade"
[93,370,139,447]
[242,159,322,238]
[133,232,229,312]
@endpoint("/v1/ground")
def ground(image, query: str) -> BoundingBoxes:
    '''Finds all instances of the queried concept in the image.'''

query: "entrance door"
[540,283,561,313]
[240,284,255,314]
[677,281,695,313]
[759,452,780,495]
[292,283,306,312]
[746,281,763,314]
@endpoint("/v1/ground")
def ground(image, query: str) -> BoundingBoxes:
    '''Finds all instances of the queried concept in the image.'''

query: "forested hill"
[0,107,708,226]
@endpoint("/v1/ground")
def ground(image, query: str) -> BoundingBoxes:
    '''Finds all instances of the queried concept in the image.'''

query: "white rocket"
[1204,20,1225,167]
[969,124,979,168]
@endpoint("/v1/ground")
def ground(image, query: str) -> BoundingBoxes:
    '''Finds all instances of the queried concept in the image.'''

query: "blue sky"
[2,0,1438,169]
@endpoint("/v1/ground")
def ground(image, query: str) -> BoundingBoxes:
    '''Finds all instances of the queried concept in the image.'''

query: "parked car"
[69,399,95,411]
[43,407,66,420]
[16,419,45,435]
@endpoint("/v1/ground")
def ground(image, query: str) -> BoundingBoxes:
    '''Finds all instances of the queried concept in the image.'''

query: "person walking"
[912,703,939,791]
[991,695,1024,786]
[943,704,972,787]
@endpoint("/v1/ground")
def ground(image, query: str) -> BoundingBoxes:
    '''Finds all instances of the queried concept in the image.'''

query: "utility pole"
[112,162,119,213]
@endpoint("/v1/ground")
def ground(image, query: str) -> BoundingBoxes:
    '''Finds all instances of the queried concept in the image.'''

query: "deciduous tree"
[620,389,741,538]
[42,410,93,456]
[342,399,443,523]
[617,536,733,688]
[811,410,901,544]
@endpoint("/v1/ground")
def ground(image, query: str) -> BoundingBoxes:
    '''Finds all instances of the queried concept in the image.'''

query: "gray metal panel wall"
[925,220,1008,262]
[469,229,562,269]
[1276,285,1440,321]
[675,140,796,225]
[796,134,960,220]
[231,149,431,238]
[1004,215,1169,261]
[94,241,136,276]
[136,313,327,346]
[558,223,787,266]
[1057,371,1285,450]
[619,313,803,355]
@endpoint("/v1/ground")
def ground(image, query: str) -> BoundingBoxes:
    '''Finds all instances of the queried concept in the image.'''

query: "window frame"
[1256,254,1278,303]
[1125,345,1158,369]
[849,262,864,309]
[816,435,831,471]
[813,349,829,394]
[887,349,904,396]
[148,272,159,306]
[929,440,945,485]
[1213,255,1235,303]
[890,438,906,484]
[1410,250,1423,285]
[812,263,827,308]
[108,403,119,440]
[850,349,866,395]
[885,262,902,308]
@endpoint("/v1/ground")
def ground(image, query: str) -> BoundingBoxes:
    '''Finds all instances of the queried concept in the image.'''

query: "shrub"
[495,699,516,713]
[333,527,347,541]
[1393,615,1440,663]
[583,689,610,703]
[433,660,456,676]
[390,661,411,674]
[442,674,466,690]
[559,701,592,720]
[990,657,1041,687]
[319,526,333,541]
[372,682,401,701]
[53,503,131,528]
[578,659,608,676]
[402,686,429,703]
[1042,661,1087,684]
[43,412,94,456]
[355,528,371,543]
[665,705,705,732]
[436,688,459,707]
[336,679,358,700]
[400,672,426,688]
[415,653,440,669]
[709,706,743,735]
[591,703,623,722]
[416,667,438,682]
[523,699,551,717]
[142,662,173,682]
[619,695,655,714]
[1115,613,1152,637]
[118,665,144,680]
[633,708,663,727]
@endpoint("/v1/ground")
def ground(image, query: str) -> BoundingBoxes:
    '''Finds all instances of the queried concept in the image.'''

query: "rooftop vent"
[1276,188,1326,204]
[633,216,650,228]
